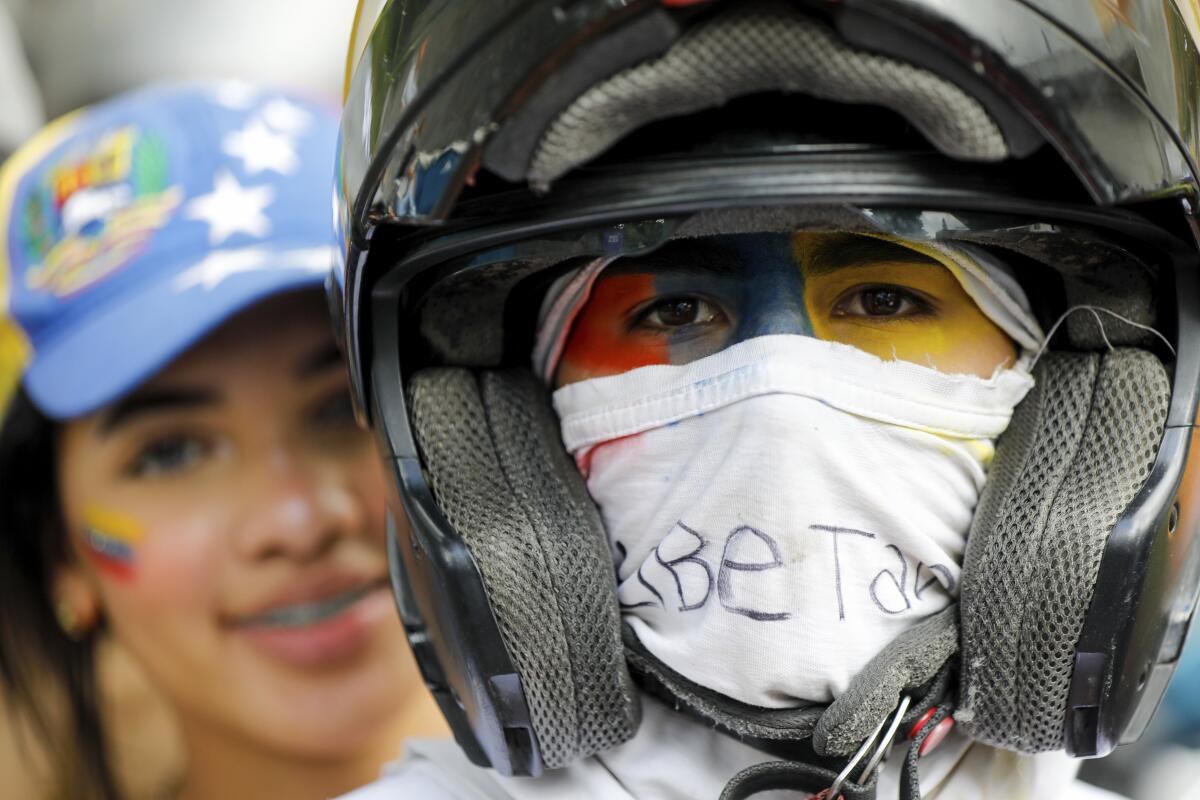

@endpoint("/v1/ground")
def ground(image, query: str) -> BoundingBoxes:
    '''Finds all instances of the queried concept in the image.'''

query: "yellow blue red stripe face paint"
[556,235,812,385]
[80,506,144,582]
[554,232,1017,387]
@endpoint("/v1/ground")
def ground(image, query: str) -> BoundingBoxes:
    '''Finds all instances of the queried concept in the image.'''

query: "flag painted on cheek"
[81,506,144,581]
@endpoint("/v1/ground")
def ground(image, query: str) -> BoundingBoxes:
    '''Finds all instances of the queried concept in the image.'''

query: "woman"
[0,83,444,800]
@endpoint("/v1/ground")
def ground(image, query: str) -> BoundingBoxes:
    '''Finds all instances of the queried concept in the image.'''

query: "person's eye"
[832,285,933,319]
[637,295,722,330]
[126,434,213,479]
[308,389,359,432]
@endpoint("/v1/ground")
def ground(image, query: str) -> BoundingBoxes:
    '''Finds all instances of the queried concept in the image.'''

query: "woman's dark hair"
[0,389,119,800]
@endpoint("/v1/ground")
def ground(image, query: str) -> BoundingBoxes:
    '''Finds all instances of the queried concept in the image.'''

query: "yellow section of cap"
[0,109,84,418]
[0,321,29,420]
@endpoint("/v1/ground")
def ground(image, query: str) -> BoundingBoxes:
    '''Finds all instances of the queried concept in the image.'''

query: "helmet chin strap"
[718,698,958,800]
[622,607,959,798]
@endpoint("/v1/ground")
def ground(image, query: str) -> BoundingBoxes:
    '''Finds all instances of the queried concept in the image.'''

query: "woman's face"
[555,232,1018,386]
[55,292,416,759]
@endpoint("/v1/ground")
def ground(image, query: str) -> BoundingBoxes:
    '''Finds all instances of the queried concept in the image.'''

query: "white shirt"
[341,694,1128,800]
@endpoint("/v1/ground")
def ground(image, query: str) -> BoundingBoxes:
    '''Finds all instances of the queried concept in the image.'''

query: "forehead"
[603,232,941,277]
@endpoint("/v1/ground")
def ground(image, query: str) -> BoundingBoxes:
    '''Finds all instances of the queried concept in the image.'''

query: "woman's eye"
[127,435,211,478]
[834,286,928,319]
[641,296,720,329]
[308,390,359,431]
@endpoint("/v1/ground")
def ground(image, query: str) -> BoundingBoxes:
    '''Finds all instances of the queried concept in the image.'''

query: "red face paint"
[558,273,670,381]
[81,506,142,582]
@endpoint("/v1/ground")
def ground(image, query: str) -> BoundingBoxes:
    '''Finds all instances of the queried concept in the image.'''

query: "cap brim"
[24,246,332,420]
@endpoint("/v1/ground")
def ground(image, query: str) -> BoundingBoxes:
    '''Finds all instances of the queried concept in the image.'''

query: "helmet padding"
[958,348,1170,751]
[404,347,1169,763]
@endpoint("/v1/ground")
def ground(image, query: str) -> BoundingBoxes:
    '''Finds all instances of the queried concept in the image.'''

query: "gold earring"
[55,599,83,639]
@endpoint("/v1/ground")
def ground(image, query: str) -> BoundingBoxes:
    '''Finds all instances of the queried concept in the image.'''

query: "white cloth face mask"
[553,333,1035,707]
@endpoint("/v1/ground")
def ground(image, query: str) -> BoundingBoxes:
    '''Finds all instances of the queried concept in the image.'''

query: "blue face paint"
[556,230,1016,387]
[723,233,813,342]
[649,233,812,364]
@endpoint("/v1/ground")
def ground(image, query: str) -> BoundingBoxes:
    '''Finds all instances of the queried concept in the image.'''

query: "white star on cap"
[185,170,274,245]
[173,248,271,291]
[213,80,257,110]
[222,119,299,175]
[173,246,332,291]
[261,98,312,135]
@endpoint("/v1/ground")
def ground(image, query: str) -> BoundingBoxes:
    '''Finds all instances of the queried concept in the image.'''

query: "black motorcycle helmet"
[333,0,1200,788]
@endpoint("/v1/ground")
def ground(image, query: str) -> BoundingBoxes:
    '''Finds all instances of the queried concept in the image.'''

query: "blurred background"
[0,0,354,157]
[0,2,353,797]
[3,2,1200,799]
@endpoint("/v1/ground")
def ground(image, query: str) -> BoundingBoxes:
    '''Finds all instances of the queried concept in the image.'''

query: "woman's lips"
[230,577,392,670]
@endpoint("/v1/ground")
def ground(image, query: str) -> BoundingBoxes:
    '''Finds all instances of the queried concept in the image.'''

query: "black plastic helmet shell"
[333,0,1200,408]
[334,0,1200,777]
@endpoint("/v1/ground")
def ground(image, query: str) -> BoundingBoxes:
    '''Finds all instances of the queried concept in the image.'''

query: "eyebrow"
[295,342,345,379]
[615,241,743,277]
[805,234,940,276]
[98,387,220,435]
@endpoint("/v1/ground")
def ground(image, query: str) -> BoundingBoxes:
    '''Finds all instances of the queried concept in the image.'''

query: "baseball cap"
[0,81,339,420]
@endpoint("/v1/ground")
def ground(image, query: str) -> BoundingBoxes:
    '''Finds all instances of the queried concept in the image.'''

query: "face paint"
[797,233,1017,376]
[81,505,143,581]
[557,235,813,383]
[652,233,814,349]
[557,273,670,382]
[554,232,1017,386]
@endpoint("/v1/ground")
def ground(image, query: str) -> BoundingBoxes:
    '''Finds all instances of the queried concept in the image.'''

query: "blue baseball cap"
[0,82,339,420]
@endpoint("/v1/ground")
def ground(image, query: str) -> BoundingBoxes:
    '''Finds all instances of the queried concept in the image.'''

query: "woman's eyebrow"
[98,387,220,436]
[295,342,344,379]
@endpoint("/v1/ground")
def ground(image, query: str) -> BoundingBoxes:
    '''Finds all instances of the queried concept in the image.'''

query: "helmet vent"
[527,0,1009,186]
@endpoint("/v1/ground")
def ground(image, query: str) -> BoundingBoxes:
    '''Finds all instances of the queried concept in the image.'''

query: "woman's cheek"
[92,511,224,633]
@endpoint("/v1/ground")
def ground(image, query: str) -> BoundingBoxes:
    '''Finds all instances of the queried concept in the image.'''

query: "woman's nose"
[234,447,364,563]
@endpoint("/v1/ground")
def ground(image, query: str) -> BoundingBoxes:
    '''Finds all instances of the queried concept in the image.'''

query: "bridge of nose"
[726,234,813,343]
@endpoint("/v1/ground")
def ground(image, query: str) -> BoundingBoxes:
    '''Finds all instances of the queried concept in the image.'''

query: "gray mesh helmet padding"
[813,606,958,757]
[405,352,1170,763]
[407,367,641,767]
[528,0,1009,185]
[958,349,1170,752]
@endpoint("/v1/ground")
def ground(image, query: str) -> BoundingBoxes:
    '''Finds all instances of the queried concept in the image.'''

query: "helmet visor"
[400,204,1166,381]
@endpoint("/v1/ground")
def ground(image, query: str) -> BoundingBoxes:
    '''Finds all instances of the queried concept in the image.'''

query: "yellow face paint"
[80,505,145,582]
[795,232,1017,378]
[551,231,1021,385]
